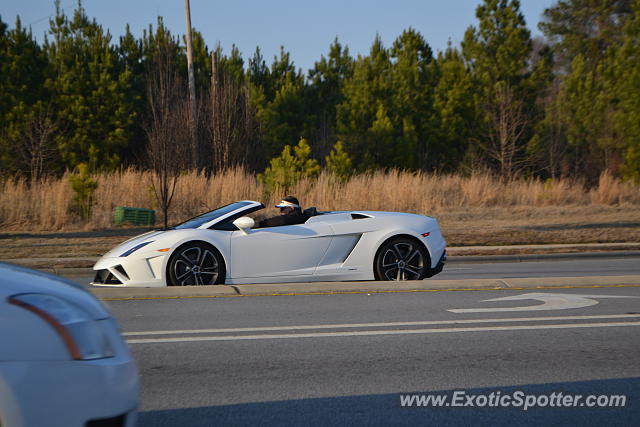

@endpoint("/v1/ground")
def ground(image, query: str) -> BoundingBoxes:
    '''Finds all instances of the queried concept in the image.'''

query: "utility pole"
[184,0,197,168]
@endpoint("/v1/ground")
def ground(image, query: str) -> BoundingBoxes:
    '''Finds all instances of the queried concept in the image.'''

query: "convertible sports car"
[92,201,446,287]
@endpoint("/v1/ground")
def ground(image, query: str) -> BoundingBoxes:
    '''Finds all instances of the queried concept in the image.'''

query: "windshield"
[174,201,254,229]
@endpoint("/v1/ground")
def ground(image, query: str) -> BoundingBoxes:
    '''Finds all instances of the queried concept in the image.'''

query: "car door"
[229,221,333,279]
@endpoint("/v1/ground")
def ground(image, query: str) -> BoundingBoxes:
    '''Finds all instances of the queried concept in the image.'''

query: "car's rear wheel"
[168,242,225,285]
[374,237,429,281]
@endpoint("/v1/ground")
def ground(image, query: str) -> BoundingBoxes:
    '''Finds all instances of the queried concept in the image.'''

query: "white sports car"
[92,201,446,287]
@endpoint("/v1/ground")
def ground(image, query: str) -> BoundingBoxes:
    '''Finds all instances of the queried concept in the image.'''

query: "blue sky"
[3,0,556,72]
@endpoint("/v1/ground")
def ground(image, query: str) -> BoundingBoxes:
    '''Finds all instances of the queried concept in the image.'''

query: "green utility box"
[114,206,156,226]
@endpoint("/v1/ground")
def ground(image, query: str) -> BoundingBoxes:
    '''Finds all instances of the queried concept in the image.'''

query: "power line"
[26,1,89,29]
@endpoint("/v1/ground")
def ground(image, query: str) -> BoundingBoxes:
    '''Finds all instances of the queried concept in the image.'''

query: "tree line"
[1,0,639,185]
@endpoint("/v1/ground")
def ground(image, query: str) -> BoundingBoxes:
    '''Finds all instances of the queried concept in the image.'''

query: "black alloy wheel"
[168,243,225,285]
[374,237,429,281]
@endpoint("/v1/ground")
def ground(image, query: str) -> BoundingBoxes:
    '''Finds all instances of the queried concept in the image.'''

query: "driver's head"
[275,196,300,215]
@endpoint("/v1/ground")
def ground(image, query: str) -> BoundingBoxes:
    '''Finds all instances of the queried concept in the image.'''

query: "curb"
[89,275,640,300]
[447,250,640,263]
[6,250,639,277]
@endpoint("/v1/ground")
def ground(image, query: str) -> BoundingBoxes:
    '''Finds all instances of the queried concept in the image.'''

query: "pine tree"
[536,0,635,180]
[0,16,50,176]
[462,0,532,94]
[308,38,354,158]
[269,47,302,100]
[389,28,438,169]
[554,54,609,178]
[142,17,185,80]
[0,15,13,174]
[432,46,477,171]
[611,0,640,180]
[0,16,10,127]
[527,80,568,179]
[337,35,392,170]
[45,1,136,171]
[219,44,245,84]
[117,25,146,166]
[461,0,545,177]
[252,48,312,161]
[337,31,440,171]
[247,47,270,95]
[539,0,632,71]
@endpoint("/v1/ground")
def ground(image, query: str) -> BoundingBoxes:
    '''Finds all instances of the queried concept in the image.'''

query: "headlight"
[120,241,153,257]
[8,293,115,360]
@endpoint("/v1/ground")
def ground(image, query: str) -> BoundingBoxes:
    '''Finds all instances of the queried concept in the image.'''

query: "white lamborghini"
[92,201,446,287]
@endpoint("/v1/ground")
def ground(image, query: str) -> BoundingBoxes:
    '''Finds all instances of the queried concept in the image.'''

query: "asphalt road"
[99,284,640,426]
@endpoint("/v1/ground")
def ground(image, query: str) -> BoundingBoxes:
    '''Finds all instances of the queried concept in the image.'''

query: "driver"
[257,196,307,228]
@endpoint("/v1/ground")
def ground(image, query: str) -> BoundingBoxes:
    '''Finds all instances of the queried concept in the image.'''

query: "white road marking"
[126,321,640,343]
[122,314,640,336]
[449,293,638,313]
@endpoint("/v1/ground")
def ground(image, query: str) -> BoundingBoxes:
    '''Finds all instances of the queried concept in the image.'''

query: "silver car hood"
[0,262,111,319]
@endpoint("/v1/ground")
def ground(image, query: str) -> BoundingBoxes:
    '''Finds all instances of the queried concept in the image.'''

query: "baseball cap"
[275,195,300,208]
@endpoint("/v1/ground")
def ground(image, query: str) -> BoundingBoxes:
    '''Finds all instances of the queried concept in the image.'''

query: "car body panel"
[92,201,447,286]
[230,221,334,279]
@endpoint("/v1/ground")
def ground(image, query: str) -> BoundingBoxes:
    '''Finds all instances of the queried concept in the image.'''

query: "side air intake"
[351,213,373,220]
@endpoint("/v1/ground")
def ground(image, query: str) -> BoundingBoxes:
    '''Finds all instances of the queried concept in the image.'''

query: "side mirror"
[232,216,255,235]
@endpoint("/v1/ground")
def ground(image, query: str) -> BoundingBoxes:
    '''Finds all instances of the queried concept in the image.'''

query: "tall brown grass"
[1,168,638,231]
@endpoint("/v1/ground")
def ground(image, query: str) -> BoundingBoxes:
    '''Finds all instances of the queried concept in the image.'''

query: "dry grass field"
[1,169,639,260]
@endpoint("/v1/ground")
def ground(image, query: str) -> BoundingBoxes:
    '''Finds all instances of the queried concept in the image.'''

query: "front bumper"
[0,355,138,427]
[92,254,168,287]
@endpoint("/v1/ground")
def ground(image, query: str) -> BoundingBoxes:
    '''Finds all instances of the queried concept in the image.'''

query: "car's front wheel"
[374,237,429,281]
[167,242,225,285]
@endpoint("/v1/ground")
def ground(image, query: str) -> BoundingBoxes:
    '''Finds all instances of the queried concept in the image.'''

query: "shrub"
[325,141,353,182]
[259,138,320,193]
[69,163,98,219]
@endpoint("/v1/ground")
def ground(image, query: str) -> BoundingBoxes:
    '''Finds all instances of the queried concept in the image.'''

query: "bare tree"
[208,51,260,171]
[483,82,529,180]
[145,43,191,229]
[17,104,57,180]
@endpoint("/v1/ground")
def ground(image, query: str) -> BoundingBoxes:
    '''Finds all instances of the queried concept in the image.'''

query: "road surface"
[50,256,640,425]
[99,283,640,426]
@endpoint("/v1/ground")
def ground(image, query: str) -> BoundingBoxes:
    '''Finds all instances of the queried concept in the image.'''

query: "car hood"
[101,230,167,258]
[0,262,111,319]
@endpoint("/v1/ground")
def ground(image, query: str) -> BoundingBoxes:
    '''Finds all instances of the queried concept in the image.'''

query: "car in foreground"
[92,200,446,287]
[0,262,138,427]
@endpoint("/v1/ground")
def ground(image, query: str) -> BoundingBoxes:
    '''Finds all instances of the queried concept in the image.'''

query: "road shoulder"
[89,275,640,300]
